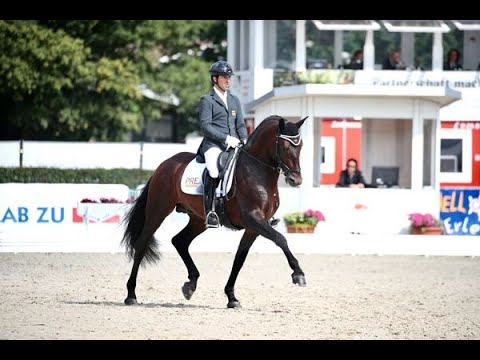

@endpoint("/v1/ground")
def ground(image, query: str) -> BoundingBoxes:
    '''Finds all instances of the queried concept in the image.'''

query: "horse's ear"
[296,116,309,130]
[279,117,285,133]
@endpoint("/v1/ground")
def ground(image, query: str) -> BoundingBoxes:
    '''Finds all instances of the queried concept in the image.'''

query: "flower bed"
[408,213,444,235]
[283,209,325,233]
[75,197,133,224]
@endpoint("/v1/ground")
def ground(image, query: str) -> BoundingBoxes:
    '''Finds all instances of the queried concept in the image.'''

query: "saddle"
[179,147,243,231]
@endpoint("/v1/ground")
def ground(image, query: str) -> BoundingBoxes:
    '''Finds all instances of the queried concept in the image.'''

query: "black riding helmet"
[209,60,234,77]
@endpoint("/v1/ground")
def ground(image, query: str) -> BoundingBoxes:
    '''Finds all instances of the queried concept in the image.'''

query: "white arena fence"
[0,138,203,170]
[1,183,480,255]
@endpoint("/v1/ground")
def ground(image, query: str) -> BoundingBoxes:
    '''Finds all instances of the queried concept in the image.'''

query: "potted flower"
[408,213,444,235]
[283,209,325,233]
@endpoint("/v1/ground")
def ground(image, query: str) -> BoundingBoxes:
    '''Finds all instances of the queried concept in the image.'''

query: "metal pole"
[139,141,144,170]
[19,139,24,168]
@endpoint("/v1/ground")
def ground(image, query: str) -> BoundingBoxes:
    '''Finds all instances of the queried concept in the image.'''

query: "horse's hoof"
[124,297,137,305]
[292,274,307,287]
[182,282,195,300]
[227,300,242,309]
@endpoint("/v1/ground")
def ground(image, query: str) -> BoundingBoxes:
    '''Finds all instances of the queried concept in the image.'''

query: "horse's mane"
[246,115,299,146]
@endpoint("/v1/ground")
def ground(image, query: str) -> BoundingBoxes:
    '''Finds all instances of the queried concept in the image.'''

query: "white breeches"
[204,147,222,178]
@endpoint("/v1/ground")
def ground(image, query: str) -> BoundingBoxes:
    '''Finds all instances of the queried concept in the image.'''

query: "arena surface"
[1,252,479,339]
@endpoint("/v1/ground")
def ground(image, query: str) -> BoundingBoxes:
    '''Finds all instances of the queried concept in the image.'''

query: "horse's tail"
[121,178,160,265]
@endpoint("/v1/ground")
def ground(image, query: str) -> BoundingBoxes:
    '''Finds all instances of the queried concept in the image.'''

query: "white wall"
[0,141,20,167]
[0,139,202,170]
[362,118,412,188]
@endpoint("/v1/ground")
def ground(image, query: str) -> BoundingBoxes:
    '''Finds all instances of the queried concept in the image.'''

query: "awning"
[451,20,480,30]
[311,20,380,31]
[311,20,480,33]
[381,20,450,33]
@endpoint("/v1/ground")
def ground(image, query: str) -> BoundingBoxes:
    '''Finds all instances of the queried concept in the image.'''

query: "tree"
[0,20,227,141]
[42,20,227,140]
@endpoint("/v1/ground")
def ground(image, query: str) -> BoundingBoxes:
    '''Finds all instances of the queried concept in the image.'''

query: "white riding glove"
[225,135,240,149]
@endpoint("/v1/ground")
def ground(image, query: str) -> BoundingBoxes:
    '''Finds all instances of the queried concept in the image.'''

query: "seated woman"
[336,158,366,188]
[444,48,463,71]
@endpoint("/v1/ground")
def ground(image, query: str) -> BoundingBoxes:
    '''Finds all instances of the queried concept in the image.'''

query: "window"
[439,129,472,183]
[320,136,335,174]
[441,139,462,172]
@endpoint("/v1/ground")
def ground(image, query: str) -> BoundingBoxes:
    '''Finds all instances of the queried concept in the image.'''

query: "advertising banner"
[440,188,480,236]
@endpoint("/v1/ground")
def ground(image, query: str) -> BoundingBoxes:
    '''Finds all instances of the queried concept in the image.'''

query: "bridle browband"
[239,124,302,177]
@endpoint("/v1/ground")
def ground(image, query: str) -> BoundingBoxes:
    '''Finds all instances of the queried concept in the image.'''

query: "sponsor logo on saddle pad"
[181,153,238,196]
[184,177,201,188]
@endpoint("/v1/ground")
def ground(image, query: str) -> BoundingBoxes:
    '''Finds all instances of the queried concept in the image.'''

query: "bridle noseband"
[239,126,302,177]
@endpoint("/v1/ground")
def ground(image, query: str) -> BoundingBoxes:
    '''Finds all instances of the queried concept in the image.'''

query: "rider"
[196,60,248,228]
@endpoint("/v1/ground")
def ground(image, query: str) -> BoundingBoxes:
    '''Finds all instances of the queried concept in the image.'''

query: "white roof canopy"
[247,84,461,115]
[312,20,456,33]
[451,20,480,30]
[381,20,450,33]
[311,20,381,31]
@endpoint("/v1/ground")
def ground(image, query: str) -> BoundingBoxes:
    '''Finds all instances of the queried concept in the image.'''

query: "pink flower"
[409,213,441,228]
[314,211,325,221]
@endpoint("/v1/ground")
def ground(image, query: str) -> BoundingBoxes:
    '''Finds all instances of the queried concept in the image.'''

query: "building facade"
[227,20,480,235]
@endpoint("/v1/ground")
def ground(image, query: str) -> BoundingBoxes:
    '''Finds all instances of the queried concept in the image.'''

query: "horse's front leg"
[224,229,258,308]
[245,211,306,287]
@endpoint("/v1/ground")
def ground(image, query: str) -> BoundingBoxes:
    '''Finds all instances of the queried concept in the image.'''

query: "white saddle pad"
[180,148,240,196]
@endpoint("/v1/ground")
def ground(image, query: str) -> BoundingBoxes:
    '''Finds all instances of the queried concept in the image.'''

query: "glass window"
[276,20,296,70]
[441,139,463,172]
[439,129,472,184]
[306,21,334,69]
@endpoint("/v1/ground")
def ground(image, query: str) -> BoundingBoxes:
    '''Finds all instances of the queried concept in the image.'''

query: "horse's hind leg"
[125,223,162,305]
[171,215,206,300]
[125,207,174,305]
[224,230,258,308]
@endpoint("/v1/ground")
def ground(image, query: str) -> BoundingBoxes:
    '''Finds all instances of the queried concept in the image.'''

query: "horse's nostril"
[286,177,300,187]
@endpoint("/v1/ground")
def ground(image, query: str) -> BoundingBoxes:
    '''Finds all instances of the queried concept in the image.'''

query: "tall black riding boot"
[204,174,220,228]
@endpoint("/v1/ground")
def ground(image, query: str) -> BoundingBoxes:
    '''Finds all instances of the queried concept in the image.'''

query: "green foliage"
[297,70,355,84]
[0,20,142,140]
[0,167,152,189]
[0,20,227,141]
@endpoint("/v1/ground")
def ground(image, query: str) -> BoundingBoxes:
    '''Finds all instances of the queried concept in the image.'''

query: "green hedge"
[0,167,152,188]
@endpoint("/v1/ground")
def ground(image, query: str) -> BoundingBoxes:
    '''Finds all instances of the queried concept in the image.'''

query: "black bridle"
[239,126,302,177]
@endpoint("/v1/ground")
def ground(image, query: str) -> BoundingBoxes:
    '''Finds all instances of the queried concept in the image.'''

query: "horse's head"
[276,116,308,187]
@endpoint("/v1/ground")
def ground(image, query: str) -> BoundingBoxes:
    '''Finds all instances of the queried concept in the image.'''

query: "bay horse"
[121,115,308,308]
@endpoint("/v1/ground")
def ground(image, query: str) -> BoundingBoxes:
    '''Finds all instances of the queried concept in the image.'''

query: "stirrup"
[269,217,280,227]
[206,211,220,228]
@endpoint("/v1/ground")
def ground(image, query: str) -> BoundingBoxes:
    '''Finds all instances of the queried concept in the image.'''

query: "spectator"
[444,48,463,71]
[336,158,366,188]
[382,50,406,70]
[347,49,363,70]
